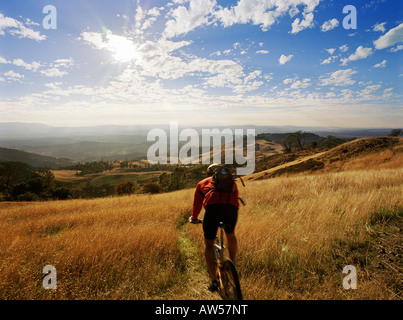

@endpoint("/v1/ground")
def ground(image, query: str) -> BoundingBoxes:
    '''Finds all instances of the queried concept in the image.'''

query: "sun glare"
[111,37,137,62]
[104,30,138,63]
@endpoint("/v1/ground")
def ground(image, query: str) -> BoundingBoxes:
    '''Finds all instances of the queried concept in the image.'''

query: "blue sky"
[0,0,402,128]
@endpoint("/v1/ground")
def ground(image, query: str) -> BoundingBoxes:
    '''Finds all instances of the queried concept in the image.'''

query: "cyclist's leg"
[225,232,238,263]
[204,238,216,281]
[223,205,238,263]
[202,205,220,282]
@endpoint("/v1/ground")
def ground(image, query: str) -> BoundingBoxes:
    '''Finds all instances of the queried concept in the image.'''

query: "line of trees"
[280,131,351,153]
[0,161,73,201]
[388,129,402,137]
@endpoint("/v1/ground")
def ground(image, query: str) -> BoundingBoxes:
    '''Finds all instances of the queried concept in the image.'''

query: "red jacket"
[192,176,239,220]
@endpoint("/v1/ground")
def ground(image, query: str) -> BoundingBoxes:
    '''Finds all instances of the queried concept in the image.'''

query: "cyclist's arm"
[192,183,204,220]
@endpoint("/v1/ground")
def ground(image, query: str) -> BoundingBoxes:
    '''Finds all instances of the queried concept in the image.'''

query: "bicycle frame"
[214,222,225,265]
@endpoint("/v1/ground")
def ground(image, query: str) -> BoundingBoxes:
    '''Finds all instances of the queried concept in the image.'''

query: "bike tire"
[219,260,242,300]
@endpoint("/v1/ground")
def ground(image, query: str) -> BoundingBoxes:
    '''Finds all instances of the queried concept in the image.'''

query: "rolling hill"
[247,137,402,181]
[0,147,76,169]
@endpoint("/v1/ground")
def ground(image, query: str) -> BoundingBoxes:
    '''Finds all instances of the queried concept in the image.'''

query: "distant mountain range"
[0,122,399,164]
[0,122,398,139]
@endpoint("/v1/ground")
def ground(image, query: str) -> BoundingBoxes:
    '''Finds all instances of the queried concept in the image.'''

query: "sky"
[0,0,402,128]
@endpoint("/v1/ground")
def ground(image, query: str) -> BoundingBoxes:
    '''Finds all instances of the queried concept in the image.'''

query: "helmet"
[207,163,220,176]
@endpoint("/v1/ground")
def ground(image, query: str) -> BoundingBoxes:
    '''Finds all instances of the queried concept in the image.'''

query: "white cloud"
[291,78,311,89]
[341,46,373,65]
[80,31,108,49]
[80,30,138,62]
[373,22,387,33]
[256,50,269,54]
[0,56,73,79]
[321,57,333,64]
[4,70,24,82]
[12,58,41,71]
[279,54,294,65]
[0,56,9,64]
[373,60,387,68]
[390,45,403,52]
[38,58,73,77]
[244,70,262,83]
[45,82,63,89]
[51,58,74,69]
[211,50,221,56]
[373,23,403,50]
[321,19,339,32]
[40,68,68,78]
[282,77,310,89]
[148,7,162,17]
[320,69,357,86]
[81,30,258,94]
[339,44,349,52]
[215,0,319,33]
[0,56,42,72]
[291,12,314,34]
[0,13,46,41]
[326,48,336,55]
[164,0,216,38]
[132,5,162,34]
[283,78,293,84]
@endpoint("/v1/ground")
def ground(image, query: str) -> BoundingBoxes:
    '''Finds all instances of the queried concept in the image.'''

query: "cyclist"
[189,163,239,292]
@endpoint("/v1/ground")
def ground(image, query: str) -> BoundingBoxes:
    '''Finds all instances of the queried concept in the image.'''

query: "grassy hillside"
[248,137,402,180]
[0,168,402,300]
[0,147,76,169]
[1,137,402,300]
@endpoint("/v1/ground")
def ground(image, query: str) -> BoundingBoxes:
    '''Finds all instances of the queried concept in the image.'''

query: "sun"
[109,36,138,63]
[103,29,138,63]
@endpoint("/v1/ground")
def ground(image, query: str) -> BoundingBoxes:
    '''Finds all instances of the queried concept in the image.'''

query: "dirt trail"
[174,223,219,300]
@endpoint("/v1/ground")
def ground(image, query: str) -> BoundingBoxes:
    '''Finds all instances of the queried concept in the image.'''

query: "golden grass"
[186,168,403,300]
[0,192,192,299]
[1,166,402,300]
[51,170,87,182]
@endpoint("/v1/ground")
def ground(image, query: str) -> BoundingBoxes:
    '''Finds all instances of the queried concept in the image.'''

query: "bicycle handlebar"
[189,217,203,224]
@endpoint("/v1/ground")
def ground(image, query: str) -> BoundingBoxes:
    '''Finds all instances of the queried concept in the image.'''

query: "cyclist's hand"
[189,216,201,224]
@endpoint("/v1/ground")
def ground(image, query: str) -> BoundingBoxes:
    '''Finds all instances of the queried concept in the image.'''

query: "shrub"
[116,181,135,195]
[53,187,73,200]
[142,182,160,194]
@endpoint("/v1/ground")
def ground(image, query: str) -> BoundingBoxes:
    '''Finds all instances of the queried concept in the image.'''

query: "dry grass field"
[1,138,402,300]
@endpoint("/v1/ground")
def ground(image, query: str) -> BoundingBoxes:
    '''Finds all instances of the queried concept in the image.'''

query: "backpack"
[212,168,235,193]
[210,167,246,206]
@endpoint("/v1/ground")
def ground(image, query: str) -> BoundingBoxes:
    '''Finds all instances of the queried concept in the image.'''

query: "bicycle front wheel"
[219,260,242,300]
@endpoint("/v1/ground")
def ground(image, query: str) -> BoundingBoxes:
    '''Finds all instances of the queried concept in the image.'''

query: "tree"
[388,129,402,137]
[168,166,185,191]
[11,182,28,199]
[282,135,294,153]
[158,172,170,191]
[41,170,55,190]
[323,135,339,149]
[53,187,73,200]
[116,181,135,195]
[142,182,160,194]
[292,131,304,148]
[27,178,45,194]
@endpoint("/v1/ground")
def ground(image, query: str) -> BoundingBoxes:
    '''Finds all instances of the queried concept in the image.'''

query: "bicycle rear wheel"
[219,260,242,300]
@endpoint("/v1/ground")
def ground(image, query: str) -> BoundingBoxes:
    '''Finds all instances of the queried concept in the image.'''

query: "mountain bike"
[190,218,243,300]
